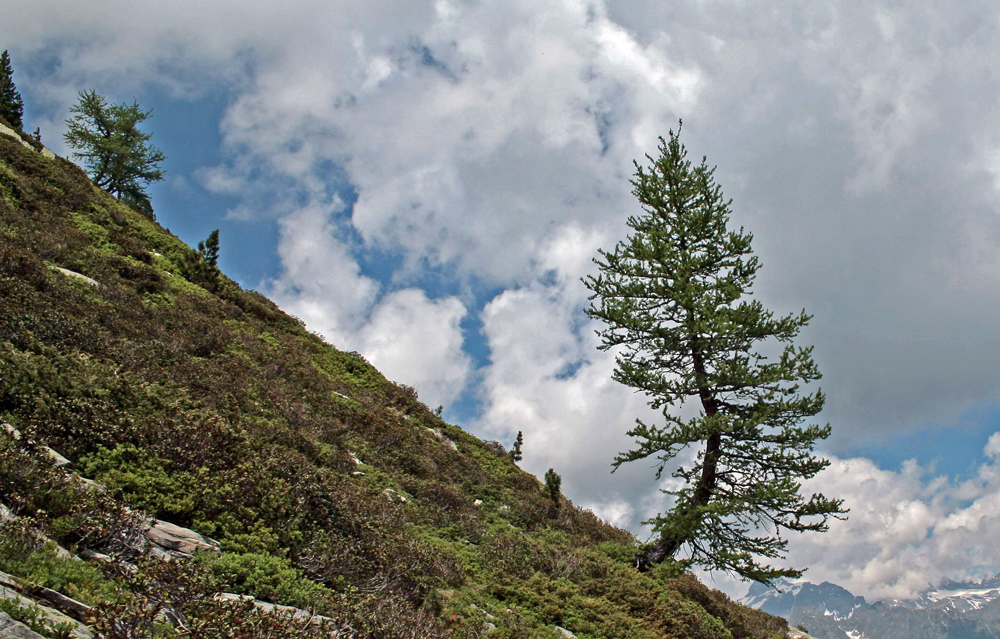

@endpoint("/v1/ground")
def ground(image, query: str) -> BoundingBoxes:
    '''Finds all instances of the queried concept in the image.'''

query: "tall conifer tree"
[584,125,845,583]
[0,50,24,130]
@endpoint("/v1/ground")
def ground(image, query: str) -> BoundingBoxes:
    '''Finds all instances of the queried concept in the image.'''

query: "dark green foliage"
[584,124,846,582]
[63,89,165,212]
[202,552,327,610]
[176,229,223,291]
[510,430,523,462]
[199,229,220,267]
[0,50,23,130]
[0,135,789,639]
[543,468,561,506]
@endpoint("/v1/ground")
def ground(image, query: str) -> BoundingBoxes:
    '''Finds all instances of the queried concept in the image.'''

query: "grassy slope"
[0,133,788,639]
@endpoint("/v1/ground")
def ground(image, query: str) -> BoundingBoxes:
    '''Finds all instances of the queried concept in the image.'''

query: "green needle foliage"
[0,50,24,130]
[63,89,165,215]
[199,229,221,267]
[584,124,846,583]
[544,468,562,506]
[510,430,523,462]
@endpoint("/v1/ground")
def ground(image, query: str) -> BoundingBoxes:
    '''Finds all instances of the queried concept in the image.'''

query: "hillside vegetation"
[0,122,789,638]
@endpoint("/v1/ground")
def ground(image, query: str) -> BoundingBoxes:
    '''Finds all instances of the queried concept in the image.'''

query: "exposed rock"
[74,476,104,493]
[0,612,46,639]
[50,267,100,289]
[0,502,76,563]
[0,572,92,638]
[0,124,55,160]
[0,123,35,154]
[382,488,407,503]
[0,572,18,597]
[1,423,72,468]
[27,586,92,625]
[51,544,76,561]
[43,448,71,468]
[146,520,220,559]
[469,603,495,620]
[473,499,484,507]
[555,626,577,639]
[214,593,336,627]
[426,428,459,452]
[79,549,113,563]
[0,124,56,160]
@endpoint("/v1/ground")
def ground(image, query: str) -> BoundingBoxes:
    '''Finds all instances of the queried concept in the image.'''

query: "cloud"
[264,202,470,409]
[474,244,673,531]
[356,288,472,408]
[782,439,1000,600]
[17,0,1000,440]
[264,200,378,347]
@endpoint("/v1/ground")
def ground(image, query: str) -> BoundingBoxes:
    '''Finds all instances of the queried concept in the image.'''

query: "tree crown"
[64,89,165,210]
[0,50,24,130]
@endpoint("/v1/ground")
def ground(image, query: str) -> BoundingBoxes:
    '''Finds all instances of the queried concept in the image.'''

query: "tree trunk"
[635,534,681,571]
[635,340,721,572]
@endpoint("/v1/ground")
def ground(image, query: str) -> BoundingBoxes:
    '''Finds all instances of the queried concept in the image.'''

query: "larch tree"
[0,50,24,130]
[64,89,165,216]
[584,125,846,583]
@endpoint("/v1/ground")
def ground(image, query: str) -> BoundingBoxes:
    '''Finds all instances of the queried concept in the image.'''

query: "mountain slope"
[0,125,789,638]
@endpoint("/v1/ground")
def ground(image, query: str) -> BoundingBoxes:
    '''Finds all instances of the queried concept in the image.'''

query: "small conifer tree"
[0,50,24,130]
[199,229,220,268]
[543,468,561,506]
[510,431,524,462]
[180,230,222,291]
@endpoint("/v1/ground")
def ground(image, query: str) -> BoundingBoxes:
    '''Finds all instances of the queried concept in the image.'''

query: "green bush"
[202,552,327,610]
[80,444,196,521]
[0,539,108,605]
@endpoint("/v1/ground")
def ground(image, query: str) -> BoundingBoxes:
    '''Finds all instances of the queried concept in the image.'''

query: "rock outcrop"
[0,122,55,159]
[0,612,46,639]
[146,519,221,560]
[0,571,93,639]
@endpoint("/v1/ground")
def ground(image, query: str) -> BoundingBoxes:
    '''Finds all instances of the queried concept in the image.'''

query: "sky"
[5,0,1000,601]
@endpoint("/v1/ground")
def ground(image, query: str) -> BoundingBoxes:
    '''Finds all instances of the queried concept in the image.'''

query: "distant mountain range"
[740,575,1000,639]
